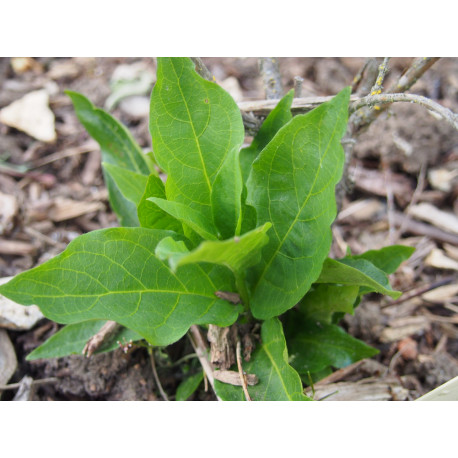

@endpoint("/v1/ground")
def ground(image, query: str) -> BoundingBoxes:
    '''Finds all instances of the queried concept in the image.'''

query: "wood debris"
[0,329,17,398]
[407,203,458,235]
[213,370,258,386]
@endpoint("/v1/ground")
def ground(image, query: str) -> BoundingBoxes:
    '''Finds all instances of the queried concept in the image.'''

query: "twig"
[391,211,458,246]
[392,162,427,242]
[258,58,283,100]
[238,95,360,116]
[354,58,380,95]
[188,325,221,401]
[190,57,213,82]
[388,57,440,93]
[315,360,365,386]
[293,76,304,98]
[350,92,458,131]
[82,320,120,357]
[369,57,390,96]
[383,276,456,307]
[236,339,251,401]
[0,377,58,391]
[351,57,440,132]
[148,347,169,401]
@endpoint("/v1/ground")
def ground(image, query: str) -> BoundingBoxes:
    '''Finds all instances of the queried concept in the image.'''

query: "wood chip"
[0,239,37,256]
[424,248,458,270]
[213,370,258,386]
[0,329,17,397]
[49,198,104,222]
[380,316,430,343]
[444,243,458,261]
[407,203,458,235]
[0,191,18,235]
[306,376,409,401]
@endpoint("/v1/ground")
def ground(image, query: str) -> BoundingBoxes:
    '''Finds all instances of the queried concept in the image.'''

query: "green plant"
[0,57,414,401]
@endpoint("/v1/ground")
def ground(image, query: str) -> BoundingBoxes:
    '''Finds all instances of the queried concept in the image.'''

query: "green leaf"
[149,57,244,227]
[0,228,239,346]
[66,90,151,175]
[175,371,204,401]
[211,149,243,239]
[316,257,402,299]
[214,318,311,401]
[174,223,272,275]
[137,174,183,233]
[103,163,148,208]
[103,172,139,226]
[350,245,415,274]
[240,89,294,182]
[148,197,218,240]
[155,236,190,271]
[246,87,351,319]
[299,284,360,323]
[285,311,379,374]
[26,320,143,360]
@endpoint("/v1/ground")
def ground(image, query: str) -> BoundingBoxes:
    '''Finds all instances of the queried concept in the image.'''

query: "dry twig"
[236,339,251,401]
[259,57,283,100]
[82,320,120,357]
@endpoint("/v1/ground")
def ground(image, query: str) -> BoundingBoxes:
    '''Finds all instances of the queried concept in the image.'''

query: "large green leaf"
[66,91,151,175]
[102,163,148,208]
[137,174,183,233]
[246,87,350,319]
[285,311,379,374]
[157,223,272,304]
[298,283,359,323]
[0,228,239,346]
[148,197,218,240]
[26,320,143,360]
[149,58,245,233]
[67,90,153,226]
[214,318,311,401]
[240,89,294,182]
[316,257,401,299]
[211,149,243,239]
[350,245,415,274]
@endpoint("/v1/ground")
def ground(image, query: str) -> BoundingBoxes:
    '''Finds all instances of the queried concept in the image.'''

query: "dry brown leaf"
[0,90,56,142]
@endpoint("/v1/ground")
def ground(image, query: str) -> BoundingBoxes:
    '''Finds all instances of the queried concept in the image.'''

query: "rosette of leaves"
[0,58,413,401]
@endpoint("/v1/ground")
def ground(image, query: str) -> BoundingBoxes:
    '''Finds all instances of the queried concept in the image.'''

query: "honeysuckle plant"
[0,58,414,401]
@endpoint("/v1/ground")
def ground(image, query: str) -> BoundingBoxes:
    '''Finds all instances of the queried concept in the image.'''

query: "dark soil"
[1,57,457,401]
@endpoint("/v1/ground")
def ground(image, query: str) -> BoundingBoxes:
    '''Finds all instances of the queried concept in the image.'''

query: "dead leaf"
[0,90,56,142]
[422,284,458,303]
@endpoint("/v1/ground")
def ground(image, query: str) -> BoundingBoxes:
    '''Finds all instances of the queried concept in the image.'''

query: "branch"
[350,57,440,133]
[259,57,283,100]
[190,57,213,81]
[388,57,440,93]
[82,320,120,357]
[351,93,458,131]
[238,95,360,115]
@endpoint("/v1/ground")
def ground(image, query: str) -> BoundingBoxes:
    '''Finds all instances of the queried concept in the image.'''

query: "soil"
[0,57,457,401]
